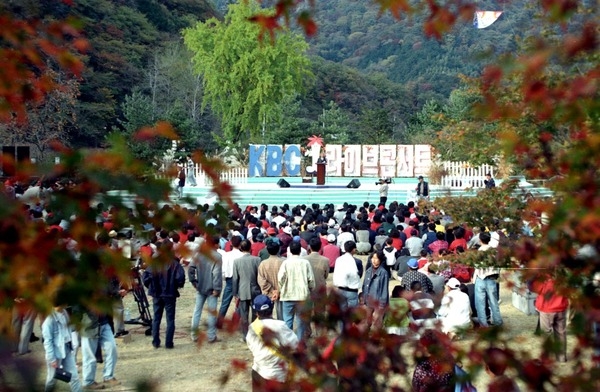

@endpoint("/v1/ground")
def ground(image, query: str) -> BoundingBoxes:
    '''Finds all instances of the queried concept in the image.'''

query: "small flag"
[474,11,503,29]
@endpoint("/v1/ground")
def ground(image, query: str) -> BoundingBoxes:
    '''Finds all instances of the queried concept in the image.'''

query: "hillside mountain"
[309,0,537,101]
[3,0,218,148]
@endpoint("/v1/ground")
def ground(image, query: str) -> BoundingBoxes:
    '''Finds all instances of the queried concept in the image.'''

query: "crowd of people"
[6,175,570,391]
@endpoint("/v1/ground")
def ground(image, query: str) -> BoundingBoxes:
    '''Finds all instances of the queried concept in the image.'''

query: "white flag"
[474,11,503,29]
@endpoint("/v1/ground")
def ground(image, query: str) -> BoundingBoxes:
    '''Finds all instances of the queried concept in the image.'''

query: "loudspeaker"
[277,179,290,188]
[346,179,361,189]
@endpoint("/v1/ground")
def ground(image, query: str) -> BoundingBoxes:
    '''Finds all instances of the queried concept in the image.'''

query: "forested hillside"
[1,0,217,150]
[309,0,536,101]
[3,0,582,158]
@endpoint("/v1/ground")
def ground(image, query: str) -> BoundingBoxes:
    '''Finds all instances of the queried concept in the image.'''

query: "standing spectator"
[176,164,185,198]
[378,177,390,206]
[232,240,262,341]
[304,237,330,337]
[415,176,429,199]
[80,310,120,389]
[437,278,472,339]
[304,237,330,296]
[333,241,361,311]
[257,240,284,320]
[278,241,315,341]
[530,273,569,362]
[361,250,389,331]
[143,241,186,349]
[322,234,341,272]
[42,303,82,392]
[11,298,37,356]
[473,233,503,328]
[188,236,222,343]
[218,235,243,327]
[484,172,496,188]
[186,154,197,187]
[246,295,299,391]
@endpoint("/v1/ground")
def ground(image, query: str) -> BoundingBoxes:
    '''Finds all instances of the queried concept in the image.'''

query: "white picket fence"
[440,161,495,188]
[194,165,248,186]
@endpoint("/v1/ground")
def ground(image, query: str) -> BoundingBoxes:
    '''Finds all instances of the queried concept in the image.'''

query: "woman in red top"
[530,273,569,362]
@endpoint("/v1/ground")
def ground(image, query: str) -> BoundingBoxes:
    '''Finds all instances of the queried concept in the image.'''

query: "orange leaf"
[376,0,411,19]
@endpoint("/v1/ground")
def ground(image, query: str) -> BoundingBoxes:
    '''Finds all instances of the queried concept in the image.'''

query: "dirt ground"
[16,259,580,391]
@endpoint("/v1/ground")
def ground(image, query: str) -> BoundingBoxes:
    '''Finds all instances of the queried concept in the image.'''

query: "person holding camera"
[377,177,390,207]
[42,304,82,392]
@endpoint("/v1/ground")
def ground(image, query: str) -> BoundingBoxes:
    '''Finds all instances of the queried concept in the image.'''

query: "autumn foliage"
[0,0,599,391]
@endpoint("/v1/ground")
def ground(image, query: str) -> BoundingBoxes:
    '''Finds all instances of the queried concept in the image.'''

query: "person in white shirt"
[246,295,299,391]
[332,241,361,310]
[217,235,244,326]
[473,232,503,328]
[437,278,472,338]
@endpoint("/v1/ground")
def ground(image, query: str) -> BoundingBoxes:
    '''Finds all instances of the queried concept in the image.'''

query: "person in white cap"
[437,277,472,339]
[321,234,340,273]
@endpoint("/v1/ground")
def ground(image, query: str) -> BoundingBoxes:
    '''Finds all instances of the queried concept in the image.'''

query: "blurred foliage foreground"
[1,0,600,391]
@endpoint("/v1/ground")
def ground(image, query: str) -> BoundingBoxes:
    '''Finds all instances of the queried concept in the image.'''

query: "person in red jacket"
[530,273,569,362]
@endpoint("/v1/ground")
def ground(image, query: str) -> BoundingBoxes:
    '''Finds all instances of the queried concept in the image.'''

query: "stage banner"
[248,144,432,177]
[325,144,343,176]
[414,144,432,177]
[380,145,398,178]
[362,145,379,177]
[282,144,302,176]
[397,145,415,177]
[343,145,361,177]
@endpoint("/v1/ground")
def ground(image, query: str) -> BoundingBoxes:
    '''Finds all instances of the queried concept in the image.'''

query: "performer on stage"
[317,152,327,164]
[186,154,197,187]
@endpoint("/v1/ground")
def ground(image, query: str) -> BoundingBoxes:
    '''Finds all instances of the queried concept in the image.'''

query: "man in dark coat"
[416,176,429,199]
[143,241,185,349]
[232,239,262,341]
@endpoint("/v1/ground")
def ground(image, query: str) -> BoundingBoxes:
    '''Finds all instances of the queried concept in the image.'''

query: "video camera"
[376,177,392,185]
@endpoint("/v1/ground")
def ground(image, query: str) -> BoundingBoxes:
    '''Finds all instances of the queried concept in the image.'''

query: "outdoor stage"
[181,177,424,208]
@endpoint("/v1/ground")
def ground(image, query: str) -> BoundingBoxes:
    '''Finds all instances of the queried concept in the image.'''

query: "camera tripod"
[124,260,152,336]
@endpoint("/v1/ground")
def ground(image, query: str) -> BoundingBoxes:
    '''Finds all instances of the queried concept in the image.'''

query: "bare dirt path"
[20,260,579,391]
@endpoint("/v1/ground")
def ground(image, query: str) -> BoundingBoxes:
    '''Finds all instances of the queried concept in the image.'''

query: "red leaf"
[248,15,280,41]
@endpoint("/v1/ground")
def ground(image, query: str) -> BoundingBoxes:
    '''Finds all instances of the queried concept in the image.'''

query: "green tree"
[310,101,354,144]
[263,95,315,145]
[183,0,313,144]
[357,107,394,144]
[120,44,220,162]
